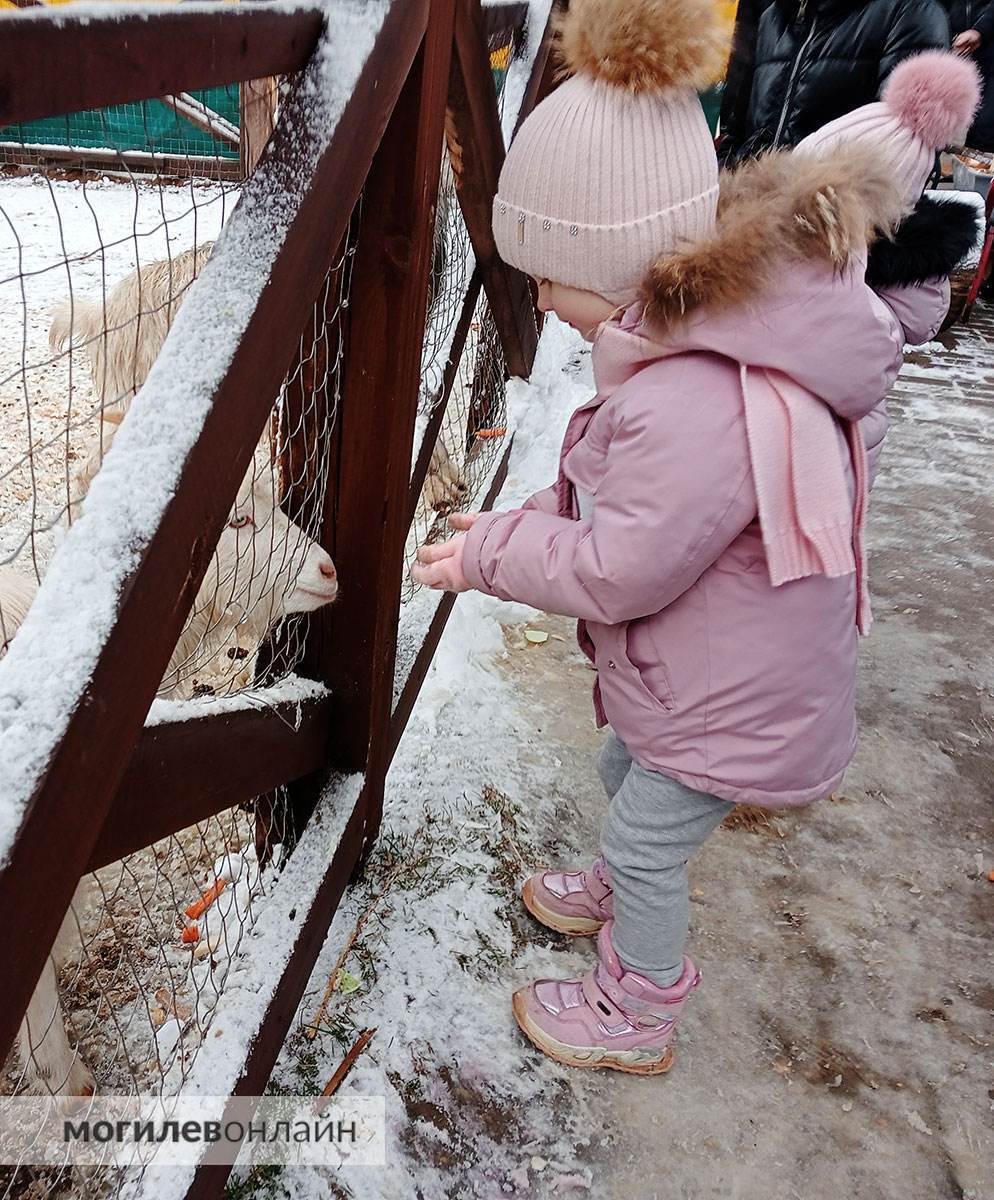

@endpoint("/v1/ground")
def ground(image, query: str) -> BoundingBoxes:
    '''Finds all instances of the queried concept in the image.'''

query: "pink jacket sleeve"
[860,400,889,488]
[462,361,757,624]
[874,277,950,347]
[520,483,560,514]
[858,279,949,486]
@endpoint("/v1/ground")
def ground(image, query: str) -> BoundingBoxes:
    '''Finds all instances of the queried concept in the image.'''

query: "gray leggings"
[599,732,733,988]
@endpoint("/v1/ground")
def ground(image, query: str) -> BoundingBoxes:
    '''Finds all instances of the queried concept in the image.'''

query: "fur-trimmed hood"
[640,144,907,329]
[590,145,918,423]
[866,193,982,288]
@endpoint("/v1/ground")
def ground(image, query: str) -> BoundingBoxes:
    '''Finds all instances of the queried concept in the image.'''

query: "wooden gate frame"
[0,0,560,1193]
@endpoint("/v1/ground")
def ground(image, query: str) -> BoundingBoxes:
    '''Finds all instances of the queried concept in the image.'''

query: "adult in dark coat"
[944,0,994,147]
[719,0,950,162]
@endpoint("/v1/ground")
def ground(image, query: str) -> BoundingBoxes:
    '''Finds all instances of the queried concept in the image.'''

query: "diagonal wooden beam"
[408,268,485,528]
[446,0,538,378]
[160,92,241,149]
[0,3,324,127]
[0,0,429,1070]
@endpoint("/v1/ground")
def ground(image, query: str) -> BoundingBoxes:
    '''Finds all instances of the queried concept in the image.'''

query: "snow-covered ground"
[0,172,235,567]
[232,310,993,1199]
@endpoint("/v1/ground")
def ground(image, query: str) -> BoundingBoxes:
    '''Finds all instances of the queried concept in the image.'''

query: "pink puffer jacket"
[463,264,945,809]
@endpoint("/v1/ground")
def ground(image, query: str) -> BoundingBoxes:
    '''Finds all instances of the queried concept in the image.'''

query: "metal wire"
[401,23,526,604]
[0,87,354,1196]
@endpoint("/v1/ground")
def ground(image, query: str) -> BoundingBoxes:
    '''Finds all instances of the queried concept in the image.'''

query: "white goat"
[1,447,339,1100]
[50,242,467,510]
[69,424,339,696]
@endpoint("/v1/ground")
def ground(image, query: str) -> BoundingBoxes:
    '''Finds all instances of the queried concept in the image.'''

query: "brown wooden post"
[446,0,538,379]
[0,0,428,1072]
[240,76,279,176]
[284,0,459,856]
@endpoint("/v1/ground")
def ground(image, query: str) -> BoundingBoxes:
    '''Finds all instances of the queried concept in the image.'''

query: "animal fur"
[0,566,37,656]
[641,144,909,330]
[866,194,981,289]
[68,421,337,699]
[49,244,214,412]
[555,0,731,94]
[50,240,466,512]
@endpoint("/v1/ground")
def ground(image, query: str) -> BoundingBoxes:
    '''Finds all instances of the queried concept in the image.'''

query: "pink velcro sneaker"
[521,856,614,936]
[512,922,700,1075]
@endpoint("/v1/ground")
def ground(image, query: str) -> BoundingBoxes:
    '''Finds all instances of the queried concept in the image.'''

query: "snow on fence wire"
[0,0,554,1196]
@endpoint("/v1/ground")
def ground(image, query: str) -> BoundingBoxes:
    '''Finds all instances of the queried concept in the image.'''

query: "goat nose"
[319,557,337,581]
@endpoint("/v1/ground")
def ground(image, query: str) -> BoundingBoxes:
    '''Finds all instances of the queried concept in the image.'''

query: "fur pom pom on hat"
[557,0,731,94]
[881,51,981,148]
[492,0,730,305]
[795,52,981,210]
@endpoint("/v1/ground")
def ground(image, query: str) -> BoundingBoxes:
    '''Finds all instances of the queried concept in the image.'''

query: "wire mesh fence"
[0,99,351,1177]
[2,809,260,1193]
[401,17,527,602]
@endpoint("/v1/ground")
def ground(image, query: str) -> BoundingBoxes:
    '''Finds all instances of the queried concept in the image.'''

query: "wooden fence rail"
[0,0,559,1194]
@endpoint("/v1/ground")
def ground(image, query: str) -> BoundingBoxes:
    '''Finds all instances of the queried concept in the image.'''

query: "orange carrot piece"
[185,879,227,921]
[182,924,200,944]
[473,427,507,440]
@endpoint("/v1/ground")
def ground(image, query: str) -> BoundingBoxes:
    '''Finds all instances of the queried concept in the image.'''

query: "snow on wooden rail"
[0,0,426,1085]
[0,0,394,861]
[0,1,555,1190]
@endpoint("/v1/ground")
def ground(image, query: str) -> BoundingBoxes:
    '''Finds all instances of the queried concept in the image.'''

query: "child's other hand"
[411,535,470,592]
[447,511,480,532]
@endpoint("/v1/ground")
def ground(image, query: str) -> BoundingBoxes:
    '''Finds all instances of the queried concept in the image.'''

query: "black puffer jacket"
[720,0,950,162]
[941,0,994,148]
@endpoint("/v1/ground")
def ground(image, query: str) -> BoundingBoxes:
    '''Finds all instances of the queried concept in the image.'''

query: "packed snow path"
[257,309,993,1198]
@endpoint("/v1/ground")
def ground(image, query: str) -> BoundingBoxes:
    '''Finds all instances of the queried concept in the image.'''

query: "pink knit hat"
[493,0,731,306]
[795,52,981,208]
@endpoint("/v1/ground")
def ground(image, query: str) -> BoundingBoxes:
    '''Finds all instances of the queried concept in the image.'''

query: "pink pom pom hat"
[795,51,981,208]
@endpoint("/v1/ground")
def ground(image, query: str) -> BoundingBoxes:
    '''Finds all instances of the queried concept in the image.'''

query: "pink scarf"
[740,366,871,635]
[593,319,872,635]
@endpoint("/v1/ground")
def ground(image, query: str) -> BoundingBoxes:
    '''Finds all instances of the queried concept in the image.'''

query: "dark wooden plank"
[390,436,512,762]
[86,696,334,873]
[291,0,458,859]
[182,777,368,1200]
[0,4,323,126]
[0,0,428,1071]
[512,0,564,136]
[447,0,538,378]
[407,268,484,528]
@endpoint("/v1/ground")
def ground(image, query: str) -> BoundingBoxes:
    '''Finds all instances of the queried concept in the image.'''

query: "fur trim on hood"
[865,194,982,289]
[641,145,907,330]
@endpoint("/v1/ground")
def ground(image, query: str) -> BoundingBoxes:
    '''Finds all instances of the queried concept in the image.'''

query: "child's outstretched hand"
[410,512,481,592]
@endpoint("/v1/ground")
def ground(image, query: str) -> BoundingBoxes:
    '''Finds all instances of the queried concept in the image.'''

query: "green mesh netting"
[2,87,241,159]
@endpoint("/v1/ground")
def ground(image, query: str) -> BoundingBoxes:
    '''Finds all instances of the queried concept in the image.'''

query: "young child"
[412,0,979,1075]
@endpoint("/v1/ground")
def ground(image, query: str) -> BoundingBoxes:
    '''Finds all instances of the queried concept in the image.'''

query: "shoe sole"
[521,878,605,937]
[512,991,675,1076]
